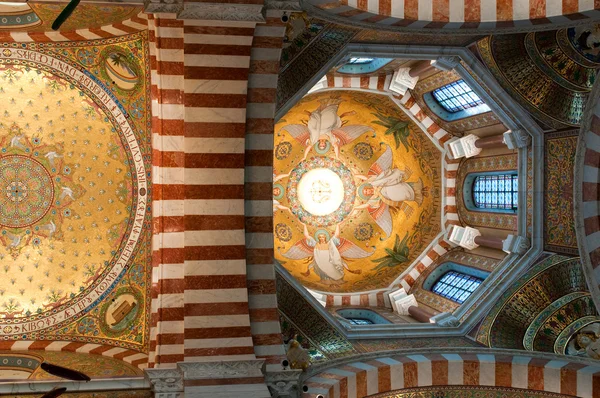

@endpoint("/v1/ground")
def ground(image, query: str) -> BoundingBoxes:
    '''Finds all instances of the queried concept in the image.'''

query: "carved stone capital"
[389,67,419,96]
[144,0,183,14]
[448,134,482,159]
[431,56,460,71]
[265,0,302,11]
[178,359,266,380]
[178,2,265,22]
[431,312,460,327]
[502,234,530,255]
[448,225,481,251]
[265,369,303,398]
[145,368,184,398]
[503,129,531,150]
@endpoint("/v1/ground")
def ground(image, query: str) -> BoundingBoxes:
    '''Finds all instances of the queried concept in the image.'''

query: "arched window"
[336,308,391,325]
[347,57,374,64]
[472,174,518,210]
[337,57,393,74]
[432,271,483,304]
[346,318,374,325]
[432,80,485,113]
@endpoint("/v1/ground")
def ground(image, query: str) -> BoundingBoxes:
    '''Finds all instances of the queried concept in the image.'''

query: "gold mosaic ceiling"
[274,90,441,293]
[0,34,151,351]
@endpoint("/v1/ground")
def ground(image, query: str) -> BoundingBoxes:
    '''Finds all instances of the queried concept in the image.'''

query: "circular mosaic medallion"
[286,157,356,227]
[275,223,293,242]
[354,222,374,241]
[0,155,53,228]
[353,142,373,160]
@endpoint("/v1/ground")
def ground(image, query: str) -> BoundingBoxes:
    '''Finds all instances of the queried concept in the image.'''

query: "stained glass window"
[432,271,483,304]
[432,80,485,113]
[346,318,374,325]
[472,174,518,210]
[347,57,374,64]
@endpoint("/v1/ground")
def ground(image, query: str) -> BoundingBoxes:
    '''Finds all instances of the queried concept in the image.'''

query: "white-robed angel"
[280,223,373,286]
[278,99,374,160]
[352,145,425,238]
[273,173,292,215]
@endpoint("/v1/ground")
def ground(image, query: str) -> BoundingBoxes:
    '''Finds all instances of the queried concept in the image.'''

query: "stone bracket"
[503,129,531,150]
[431,312,460,327]
[502,234,530,255]
[431,56,460,71]
[388,288,418,315]
[265,369,303,398]
[448,225,481,251]
[448,134,483,159]
[389,67,419,96]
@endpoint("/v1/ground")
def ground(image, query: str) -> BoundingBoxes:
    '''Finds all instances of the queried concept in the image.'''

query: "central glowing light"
[297,168,345,216]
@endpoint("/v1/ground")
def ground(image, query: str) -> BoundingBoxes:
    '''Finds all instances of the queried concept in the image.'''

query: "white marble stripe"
[245,166,272,182]
[75,343,102,353]
[248,294,278,309]
[185,337,254,348]
[99,25,128,36]
[513,0,530,20]
[586,231,600,251]
[9,32,32,42]
[184,107,247,123]
[186,260,246,276]
[43,341,72,351]
[186,79,248,94]
[103,347,128,357]
[582,201,600,218]
[245,200,272,217]
[250,321,282,335]
[185,54,250,68]
[157,167,244,185]
[74,29,103,40]
[154,27,185,38]
[418,0,433,20]
[450,0,466,22]
[350,362,378,395]
[329,368,357,398]
[254,344,286,356]
[184,199,245,215]
[186,288,248,304]
[122,19,148,30]
[245,232,274,249]
[391,0,405,18]
[433,244,447,255]
[334,295,343,306]
[122,353,148,363]
[577,366,597,398]
[185,315,250,328]
[186,137,245,153]
[250,48,281,61]
[511,356,531,389]
[185,34,254,45]
[153,294,184,309]
[155,49,184,63]
[152,102,184,120]
[368,0,379,12]
[441,354,464,384]
[254,25,286,37]
[185,230,245,246]
[152,134,184,152]
[477,354,496,386]
[184,19,256,27]
[152,74,184,90]
[579,0,594,11]
[377,357,404,389]
[44,31,70,41]
[582,165,600,184]
[246,134,275,150]
[154,344,184,355]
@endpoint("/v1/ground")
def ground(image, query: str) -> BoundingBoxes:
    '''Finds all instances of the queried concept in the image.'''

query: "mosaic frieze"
[370,386,575,398]
[456,154,518,230]
[544,131,578,255]
[0,34,151,351]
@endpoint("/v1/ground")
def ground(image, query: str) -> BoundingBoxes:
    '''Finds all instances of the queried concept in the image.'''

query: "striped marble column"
[245,9,288,369]
[149,12,186,368]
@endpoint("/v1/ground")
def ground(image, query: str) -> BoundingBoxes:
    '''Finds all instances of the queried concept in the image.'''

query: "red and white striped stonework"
[303,352,600,398]
[311,75,457,307]
[245,10,289,367]
[0,12,148,42]
[148,11,286,373]
[0,341,147,368]
[310,0,599,30]
[577,74,600,311]
[149,12,185,368]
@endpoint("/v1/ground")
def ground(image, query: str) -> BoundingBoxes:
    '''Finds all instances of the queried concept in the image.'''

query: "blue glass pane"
[432,80,485,113]
[432,272,484,304]
[472,174,518,210]
[348,57,374,64]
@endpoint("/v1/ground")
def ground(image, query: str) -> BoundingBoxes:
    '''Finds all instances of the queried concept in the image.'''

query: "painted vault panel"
[0,33,151,352]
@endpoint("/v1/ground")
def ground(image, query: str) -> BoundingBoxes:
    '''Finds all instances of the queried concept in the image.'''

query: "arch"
[302,350,600,397]
[574,62,600,314]
[463,171,519,214]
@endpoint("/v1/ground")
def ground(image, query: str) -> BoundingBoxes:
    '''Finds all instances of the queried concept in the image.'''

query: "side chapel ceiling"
[0,33,151,351]
[274,90,441,293]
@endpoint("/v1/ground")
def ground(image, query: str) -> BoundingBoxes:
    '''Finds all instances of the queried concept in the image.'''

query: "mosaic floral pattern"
[370,386,574,397]
[544,132,578,255]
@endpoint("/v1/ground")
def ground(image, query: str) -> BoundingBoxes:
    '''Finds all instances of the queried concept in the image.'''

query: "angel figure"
[280,223,373,286]
[278,98,374,160]
[352,145,425,238]
[273,173,292,215]
[567,323,600,360]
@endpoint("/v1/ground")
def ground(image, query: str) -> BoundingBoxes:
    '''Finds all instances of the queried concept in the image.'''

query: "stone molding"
[431,56,460,71]
[502,234,530,255]
[448,226,481,251]
[265,0,302,11]
[503,129,531,149]
[145,368,184,397]
[265,369,303,398]
[144,0,265,22]
[178,359,266,380]
[431,312,460,327]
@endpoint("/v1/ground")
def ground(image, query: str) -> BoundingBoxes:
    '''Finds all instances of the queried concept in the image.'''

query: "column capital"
[264,0,302,11]
[503,129,531,150]
[448,134,482,159]
[389,67,419,96]
[502,234,530,255]
[144,0,183,14]
[265,369,303,398]
[431,56,460,71]
[448,225,481,250]
[431,312,460,327]
[145,368,184,398]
